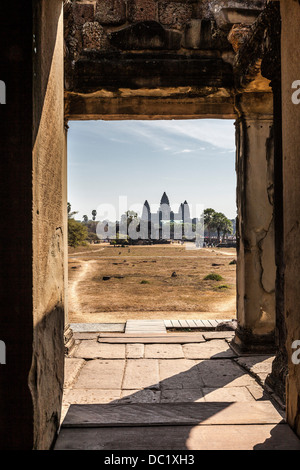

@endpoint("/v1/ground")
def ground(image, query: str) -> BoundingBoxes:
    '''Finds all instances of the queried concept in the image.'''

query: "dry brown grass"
[68,243,237,323]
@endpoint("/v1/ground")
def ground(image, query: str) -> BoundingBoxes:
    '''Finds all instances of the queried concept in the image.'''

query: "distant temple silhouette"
[140,192,197,241]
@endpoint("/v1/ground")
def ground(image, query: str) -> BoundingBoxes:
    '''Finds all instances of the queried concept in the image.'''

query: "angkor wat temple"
[141,192,195,225]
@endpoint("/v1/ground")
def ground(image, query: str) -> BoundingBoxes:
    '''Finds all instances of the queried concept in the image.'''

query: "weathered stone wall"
[64,0,266,66]
[31,0,66,449]
[280,0,300,438]
[0,0,65,450]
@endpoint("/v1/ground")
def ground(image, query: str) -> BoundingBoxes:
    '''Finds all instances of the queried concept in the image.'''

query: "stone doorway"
[66,118,237,328]
[5,0,300,450]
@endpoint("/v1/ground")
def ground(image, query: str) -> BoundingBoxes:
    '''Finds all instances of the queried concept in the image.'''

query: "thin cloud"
[69,120,235,155]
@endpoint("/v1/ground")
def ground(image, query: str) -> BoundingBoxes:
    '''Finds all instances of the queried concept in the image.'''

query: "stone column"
[232,92,276,353]
[259,1,288,402]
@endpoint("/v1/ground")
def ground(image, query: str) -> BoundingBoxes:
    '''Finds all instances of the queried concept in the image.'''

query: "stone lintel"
[71,52,234,93]
[65,88,236,120]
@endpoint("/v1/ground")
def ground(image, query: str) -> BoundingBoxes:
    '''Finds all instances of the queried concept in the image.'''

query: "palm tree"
[204,208,216,243]
[212,212,227,243]
[222,218,233,241]
[92,210,97,221]
[82,215,88,223]
[67,202,78,219]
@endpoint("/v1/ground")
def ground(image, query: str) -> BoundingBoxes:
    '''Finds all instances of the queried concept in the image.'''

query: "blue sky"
[68,119,237,221]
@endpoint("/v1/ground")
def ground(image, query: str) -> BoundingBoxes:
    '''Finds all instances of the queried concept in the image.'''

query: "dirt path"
[69,248,104,257]
[68,260,90,316]
[208,249,237,257]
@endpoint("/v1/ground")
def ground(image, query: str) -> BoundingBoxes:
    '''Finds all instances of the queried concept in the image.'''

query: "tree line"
[203,208,233,243]
[68,203,234,248]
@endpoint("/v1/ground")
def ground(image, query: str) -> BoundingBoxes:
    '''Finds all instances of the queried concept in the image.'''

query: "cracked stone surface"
[235,355,275,384]
[58,335,300,450]
[62,337,281,427]
[64,338,275,405]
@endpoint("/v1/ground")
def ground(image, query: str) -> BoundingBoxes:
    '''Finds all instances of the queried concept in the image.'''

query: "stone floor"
[55,328,300,450]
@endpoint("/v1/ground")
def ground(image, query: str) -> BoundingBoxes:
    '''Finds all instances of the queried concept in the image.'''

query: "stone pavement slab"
[74,341,126,359]
[201,386,255,402]
[73,360,125,389]
[159,359,205,389]
[64,358,85,388]
[196,359,257,388]
[246,383,270,401]
[125,343,144,359]
[160,389,204,403]
[123,359,160,390]
[63,389,121,405]
[144,344,184,359]
[235,355,274,384]
[183,340,237,359]
[120,389,161,404]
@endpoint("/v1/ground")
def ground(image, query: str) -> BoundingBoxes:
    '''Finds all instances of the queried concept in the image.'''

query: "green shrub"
[204,273,223,281]
[140,280,150,285]
[215,284,230,290]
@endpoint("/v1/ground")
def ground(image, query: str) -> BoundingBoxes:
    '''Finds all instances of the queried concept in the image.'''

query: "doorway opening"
[67,119,237,327]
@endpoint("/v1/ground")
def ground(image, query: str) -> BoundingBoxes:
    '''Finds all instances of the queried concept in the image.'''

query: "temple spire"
[160,192,170,206]
[141,200,151,221]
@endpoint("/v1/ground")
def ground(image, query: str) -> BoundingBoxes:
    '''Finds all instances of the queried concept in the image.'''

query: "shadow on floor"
[55,354,300,450]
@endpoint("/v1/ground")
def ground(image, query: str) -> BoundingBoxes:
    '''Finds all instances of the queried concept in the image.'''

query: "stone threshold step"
[54,423,300,451]
[98,332,206,343]
[61,402,284,428]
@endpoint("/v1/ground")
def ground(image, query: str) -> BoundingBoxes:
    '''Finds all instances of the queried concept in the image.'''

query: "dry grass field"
[68,243,237,323]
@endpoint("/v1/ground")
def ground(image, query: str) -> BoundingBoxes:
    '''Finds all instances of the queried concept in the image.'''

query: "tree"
[212,212,233,243]
[68,218,88,248]
[221,218,233,241]
[82,215,88,223]
[92,210,97,221]
[204,208,216,243]
[212,212,227,243]
[204,208,233,244]
[67,203,88,247]
[119,211,139,239]
[67,202,78,219]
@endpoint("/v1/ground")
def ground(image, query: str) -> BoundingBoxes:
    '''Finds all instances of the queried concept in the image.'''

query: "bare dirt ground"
[68,243,237,323]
